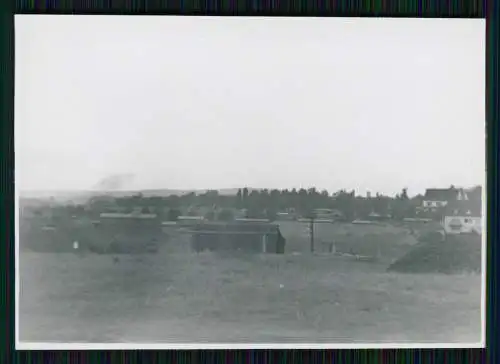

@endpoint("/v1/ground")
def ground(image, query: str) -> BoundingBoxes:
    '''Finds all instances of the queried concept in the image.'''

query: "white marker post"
[262,234,268,253]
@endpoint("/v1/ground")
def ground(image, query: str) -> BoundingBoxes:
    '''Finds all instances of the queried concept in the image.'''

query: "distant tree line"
[25,187,424,222]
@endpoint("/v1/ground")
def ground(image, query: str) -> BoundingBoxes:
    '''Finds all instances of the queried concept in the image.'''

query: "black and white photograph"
[15,16,485,348]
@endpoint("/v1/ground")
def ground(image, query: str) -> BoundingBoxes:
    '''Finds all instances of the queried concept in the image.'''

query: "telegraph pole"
[309,214,315,253]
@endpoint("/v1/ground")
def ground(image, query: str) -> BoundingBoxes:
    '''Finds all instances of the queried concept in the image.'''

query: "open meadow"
[278,221,421,264]
[19,246,482,344]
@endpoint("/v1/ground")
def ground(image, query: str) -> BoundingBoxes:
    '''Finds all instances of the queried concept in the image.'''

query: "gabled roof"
[444,193,482,217]
[424,188,458,201]
[465,185,482,202]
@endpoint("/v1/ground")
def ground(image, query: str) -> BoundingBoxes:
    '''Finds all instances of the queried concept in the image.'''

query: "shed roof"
[190,221,279,234]
[99,212,158,219]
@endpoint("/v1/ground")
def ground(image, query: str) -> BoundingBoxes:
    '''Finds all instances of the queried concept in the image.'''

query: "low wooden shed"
[188,221,286,254]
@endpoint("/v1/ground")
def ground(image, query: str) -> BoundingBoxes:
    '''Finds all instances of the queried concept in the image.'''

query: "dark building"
[189,221,286,254]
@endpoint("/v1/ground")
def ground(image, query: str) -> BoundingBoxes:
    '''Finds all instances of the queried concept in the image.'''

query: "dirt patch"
[387,234,482,274]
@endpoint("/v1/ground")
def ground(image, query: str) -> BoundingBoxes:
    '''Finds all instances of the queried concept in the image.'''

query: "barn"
[188,221,286,254]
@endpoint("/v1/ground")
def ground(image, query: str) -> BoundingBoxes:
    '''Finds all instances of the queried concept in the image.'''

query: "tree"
[372,194,390,215]
[354,196,371,218]
[204,210,216,221]
[131,193,144,205]
[167,195,180,208]
[270,189,281,209]
[236,188,243,207]
[297,188,309,214]
[391,193,413,220]
[218,209,235,221]
[186,206,199,216]
[334,190,356,220]
[167,209,181,221]
[265,207,278,221]
[149,196,164,211]
[259,189,270,208]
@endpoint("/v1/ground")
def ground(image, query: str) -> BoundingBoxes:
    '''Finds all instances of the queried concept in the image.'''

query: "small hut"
[188,221,286,254]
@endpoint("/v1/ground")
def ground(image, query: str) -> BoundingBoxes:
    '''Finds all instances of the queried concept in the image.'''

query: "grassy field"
[19,248,482,344]
[278,221,419,264]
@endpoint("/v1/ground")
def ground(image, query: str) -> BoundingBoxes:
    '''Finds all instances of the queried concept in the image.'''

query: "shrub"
[218,209,235,221]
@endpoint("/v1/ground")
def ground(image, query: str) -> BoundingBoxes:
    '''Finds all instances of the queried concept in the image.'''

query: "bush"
[218,209,235,221]
[204,211,216,221]
[167,209,181,221]
[418,231,445,244]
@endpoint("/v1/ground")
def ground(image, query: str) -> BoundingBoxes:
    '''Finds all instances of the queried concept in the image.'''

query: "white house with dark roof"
[421,187,458,210]
[442,186,482,235]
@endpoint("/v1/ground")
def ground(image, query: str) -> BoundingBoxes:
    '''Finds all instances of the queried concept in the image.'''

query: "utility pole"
[309,215,315,253]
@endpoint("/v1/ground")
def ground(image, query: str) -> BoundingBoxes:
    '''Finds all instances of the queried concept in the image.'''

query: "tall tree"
[236,188,243,207]
[242,187,249,204]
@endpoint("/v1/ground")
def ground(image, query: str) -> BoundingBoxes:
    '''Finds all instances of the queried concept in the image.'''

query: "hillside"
[387,234,482,274]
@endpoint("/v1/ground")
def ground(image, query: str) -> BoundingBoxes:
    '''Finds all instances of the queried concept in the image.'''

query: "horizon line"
[18,184,482,198]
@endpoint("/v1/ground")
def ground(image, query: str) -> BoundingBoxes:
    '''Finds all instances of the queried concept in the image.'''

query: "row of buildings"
[21,184,483,232]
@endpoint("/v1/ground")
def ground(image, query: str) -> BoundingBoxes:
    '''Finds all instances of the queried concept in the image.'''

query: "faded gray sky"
[15,16,485,196]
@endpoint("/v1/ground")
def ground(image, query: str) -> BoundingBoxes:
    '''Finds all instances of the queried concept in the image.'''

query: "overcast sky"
[15,16,485,196]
